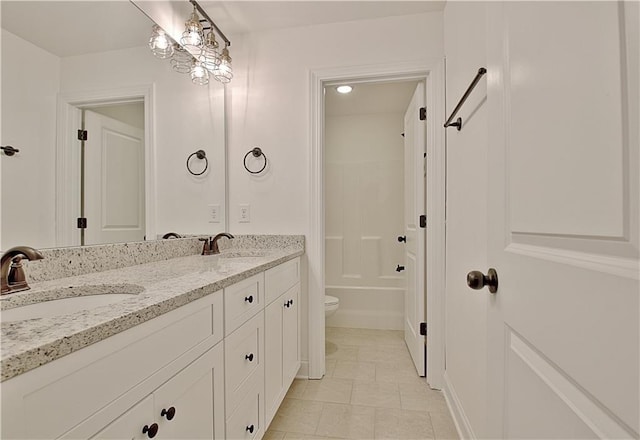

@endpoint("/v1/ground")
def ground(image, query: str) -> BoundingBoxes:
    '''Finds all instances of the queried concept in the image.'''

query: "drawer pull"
[245,353,254,362]
[244,295,254,303]
[246,424,255,434]
[142,423,159,438]
[161,406,176,421]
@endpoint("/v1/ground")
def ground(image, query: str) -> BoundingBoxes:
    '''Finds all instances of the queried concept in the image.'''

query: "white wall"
[442,2,489,438]
[227,11,444,365]
[1,30,61,250]
[325,112,405,329]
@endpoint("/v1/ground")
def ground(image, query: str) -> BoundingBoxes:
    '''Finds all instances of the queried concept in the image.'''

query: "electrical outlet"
[208,204,220,223]
[239,204,250,223]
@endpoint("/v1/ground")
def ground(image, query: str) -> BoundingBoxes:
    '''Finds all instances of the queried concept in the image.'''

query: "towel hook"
[243,147,267,174]
[186,149,208,176]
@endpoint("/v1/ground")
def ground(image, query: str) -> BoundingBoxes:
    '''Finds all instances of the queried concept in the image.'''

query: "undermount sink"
[1,284,144,323]
[218,251,267,259]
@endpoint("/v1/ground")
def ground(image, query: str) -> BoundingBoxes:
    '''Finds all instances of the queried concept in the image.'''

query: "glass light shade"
[180,9,204,50]
[171,44,193,74]
[199,31,220,72]
[213,48,233,83]
[148,25,174,59]
[191,61,209,85]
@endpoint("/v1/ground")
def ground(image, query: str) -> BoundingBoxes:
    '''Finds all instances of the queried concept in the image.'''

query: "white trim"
[56,85,156,246]
[443,371,475,440]
[509,332,637,439]
[506,243,640,280]
[425,59,447,390]
[309,59,446,386]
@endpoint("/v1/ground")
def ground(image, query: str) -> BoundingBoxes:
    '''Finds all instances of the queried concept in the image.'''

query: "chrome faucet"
[1,246,44,295]
[199,233,234,255]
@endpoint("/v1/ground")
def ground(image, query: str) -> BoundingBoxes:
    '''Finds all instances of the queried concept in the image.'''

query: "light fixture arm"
[189,0,231,47]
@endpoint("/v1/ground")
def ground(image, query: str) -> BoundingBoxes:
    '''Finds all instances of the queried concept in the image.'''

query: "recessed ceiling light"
[336,85,353,94]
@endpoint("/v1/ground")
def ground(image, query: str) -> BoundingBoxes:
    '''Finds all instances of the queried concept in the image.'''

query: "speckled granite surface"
[1,235,304,381]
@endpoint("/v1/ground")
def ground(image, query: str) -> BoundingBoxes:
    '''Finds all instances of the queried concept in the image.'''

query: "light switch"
[239,204,250,223]
[208,204,220,223]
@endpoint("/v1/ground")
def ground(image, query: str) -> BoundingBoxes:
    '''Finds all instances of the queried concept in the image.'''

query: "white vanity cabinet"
[1,291,225,440]
[264,258,301,427]
[1,256,302,440]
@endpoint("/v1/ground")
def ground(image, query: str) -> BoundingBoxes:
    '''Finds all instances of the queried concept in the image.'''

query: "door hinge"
[419,107,426,121]
[77,130,88,141]
[419,215,426,228]
[77,217,87,229]
[420,322,427,336]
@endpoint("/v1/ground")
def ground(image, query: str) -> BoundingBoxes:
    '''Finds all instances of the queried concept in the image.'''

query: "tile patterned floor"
[265,327,459,440]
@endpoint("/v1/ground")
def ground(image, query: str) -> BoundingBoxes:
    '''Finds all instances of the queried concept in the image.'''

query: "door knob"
[396,265,405,272]
[466,268,498,294]
[397,236,406,243]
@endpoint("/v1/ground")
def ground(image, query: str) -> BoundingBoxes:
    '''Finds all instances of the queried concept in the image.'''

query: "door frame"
[309,59,446,389]
[56,85,156,247]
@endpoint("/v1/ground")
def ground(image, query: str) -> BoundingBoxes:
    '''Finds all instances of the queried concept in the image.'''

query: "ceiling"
[325,81,420,117]
[1,1,444,57]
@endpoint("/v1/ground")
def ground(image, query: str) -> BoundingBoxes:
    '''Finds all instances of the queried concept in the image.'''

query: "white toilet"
[325,295,339,318]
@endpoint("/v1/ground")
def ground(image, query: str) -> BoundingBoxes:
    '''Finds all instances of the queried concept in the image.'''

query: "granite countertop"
[0,245,303,382]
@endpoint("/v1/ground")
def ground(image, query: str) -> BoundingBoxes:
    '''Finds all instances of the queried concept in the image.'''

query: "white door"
[403,82,427,376]
[485,2,639,438]
[84,110,145,245]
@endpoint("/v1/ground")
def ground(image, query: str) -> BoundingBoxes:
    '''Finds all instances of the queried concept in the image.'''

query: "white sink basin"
[1,284,143,322]
[218,251,267,259]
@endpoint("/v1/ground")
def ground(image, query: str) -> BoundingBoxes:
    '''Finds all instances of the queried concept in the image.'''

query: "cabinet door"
[154,343,224,439]
[91,395,154,440]
[282,284,300,385]
[264,297,284,423]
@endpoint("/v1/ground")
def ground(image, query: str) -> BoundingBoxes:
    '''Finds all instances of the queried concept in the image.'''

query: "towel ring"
[187,150,208,176]
[243,147,267,174]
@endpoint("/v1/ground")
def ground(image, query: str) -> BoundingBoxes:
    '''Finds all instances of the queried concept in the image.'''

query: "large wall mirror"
[1,1,226,251]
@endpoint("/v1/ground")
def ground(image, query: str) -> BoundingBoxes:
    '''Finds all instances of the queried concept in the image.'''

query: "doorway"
[56,85,156,247]
[323,80,424,373]
[309,60,446,389]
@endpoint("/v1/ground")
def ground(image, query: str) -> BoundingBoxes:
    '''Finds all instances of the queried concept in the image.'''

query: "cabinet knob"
[284,299,293,308]
[161,406,176,421]
[142,423,159,438]
[396,265,405,272]
[245,353,254,362]
[246,424,255,434]
[397,235,407,243]
[244,295,254,303]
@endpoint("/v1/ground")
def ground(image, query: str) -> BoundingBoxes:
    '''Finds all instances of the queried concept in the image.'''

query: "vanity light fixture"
[191,61,210,85]
[148,0,232,85]
[212,46,233,83]
[336,85,353,94]
[171,44,193,74]
[180,5,204,50]
[149,25,174,59]
[199,30,221,71]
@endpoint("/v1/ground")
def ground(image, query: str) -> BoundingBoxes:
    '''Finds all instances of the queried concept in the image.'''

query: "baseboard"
[326,309,403,330]
[325,287,404,330]
[296,360,309,379]
[442,371,476,440]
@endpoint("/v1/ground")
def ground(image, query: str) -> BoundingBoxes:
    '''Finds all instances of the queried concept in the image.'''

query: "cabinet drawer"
[226,386,262,440]
[265,258,300,305]
[224,273,264,335]
[90,395,154,440]
[225,312,263,412]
